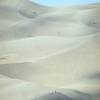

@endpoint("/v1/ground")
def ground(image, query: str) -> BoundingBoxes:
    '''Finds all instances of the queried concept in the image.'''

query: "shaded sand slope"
[0,74,51,100]
[0,0,100,100]
[0,0,49,40]
[33,92,74,100]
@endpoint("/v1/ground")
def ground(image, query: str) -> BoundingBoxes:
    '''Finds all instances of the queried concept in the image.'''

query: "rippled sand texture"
[0,0,100,100]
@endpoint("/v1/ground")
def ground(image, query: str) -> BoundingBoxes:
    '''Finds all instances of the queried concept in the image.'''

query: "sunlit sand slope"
[0,0,100,100]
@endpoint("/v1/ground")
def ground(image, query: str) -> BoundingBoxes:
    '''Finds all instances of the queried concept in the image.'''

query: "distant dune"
[0,0,100,100]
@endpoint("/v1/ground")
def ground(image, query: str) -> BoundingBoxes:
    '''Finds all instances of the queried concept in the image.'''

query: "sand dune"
[0,0,100,41]
[0,0,100,100]
[0,36,91,64]
[33,92,74,100]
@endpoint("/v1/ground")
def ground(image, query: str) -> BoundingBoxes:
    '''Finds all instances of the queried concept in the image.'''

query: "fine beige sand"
[0,0,100,100]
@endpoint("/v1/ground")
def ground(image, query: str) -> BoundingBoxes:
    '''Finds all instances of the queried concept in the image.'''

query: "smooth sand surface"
[0,0,100,100]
